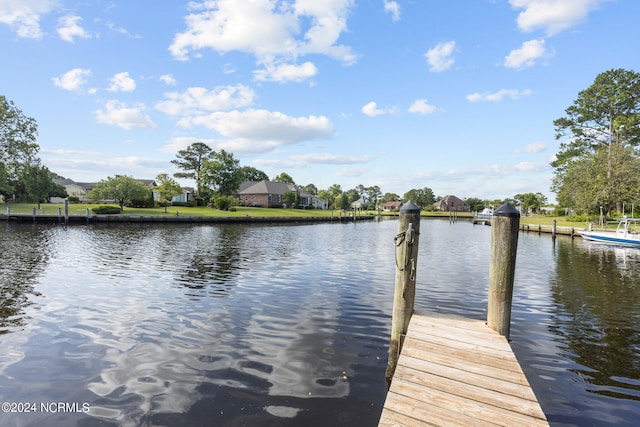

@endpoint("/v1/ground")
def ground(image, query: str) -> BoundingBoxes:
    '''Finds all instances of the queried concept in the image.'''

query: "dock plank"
[379,311,548,426]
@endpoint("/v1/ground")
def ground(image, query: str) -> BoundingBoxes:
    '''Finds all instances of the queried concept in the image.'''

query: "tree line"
[7,67,637,216]
[551,68,640,219]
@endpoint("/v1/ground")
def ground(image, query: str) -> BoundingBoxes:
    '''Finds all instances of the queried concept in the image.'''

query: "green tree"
[238,166,269,182]
[380,192,400,203]
[403,187,435,209]
[365,185,382,209]
[335,192,351,210]
[464,197,485,212]
[553,144,640,216]
[0,96,40,198]
[201,149,242,196]
[154,173,183,213]
[171,142,213,196]
[514,192,548,216]
[318,184,342,209]
[302,183,318,195]
[22,164,66,208]
[345,188,360,204]
[283,190,298,208]
[0,162,10,197]
[552,68,640,213]
[88,175,151,213]
[273,172,295,184]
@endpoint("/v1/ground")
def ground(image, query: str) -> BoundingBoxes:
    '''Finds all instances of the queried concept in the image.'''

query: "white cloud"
[336,167,367,177]
[155,85,255,116]
[384,0,401,22]
[466,88,532,102]
[176,109,333,153]
[424,40,456,72]
[509,0,606,36]
[223,63,237,74]
[289,153,373,165]
[159,136,217,154]
[0,0,58,39]
[107,72,136,92]
[521,141,547,153]
[57,15,90,43]
[94,100,157,130]
[187,109,332,140]
[514,161,548,172]
[408,99,437,115]
[362,101,396,117]
[169,0,356,65]
[52,68,91,91]
[504,39,550,69]
[252,153,373,169]
[159,74,176,86]
[42,151,169,182]
[254,61,318,83]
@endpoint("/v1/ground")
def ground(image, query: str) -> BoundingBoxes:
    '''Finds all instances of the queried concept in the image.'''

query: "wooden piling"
[487,203,520,340]
[386,200,421,382]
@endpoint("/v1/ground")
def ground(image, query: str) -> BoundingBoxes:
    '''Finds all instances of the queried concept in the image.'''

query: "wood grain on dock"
[378,311,549,427]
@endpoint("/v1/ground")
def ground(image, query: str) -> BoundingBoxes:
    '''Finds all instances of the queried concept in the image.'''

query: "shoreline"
[0,213,379,225]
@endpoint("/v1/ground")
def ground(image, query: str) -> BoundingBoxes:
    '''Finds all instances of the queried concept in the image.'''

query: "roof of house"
[53,178,95,190]
[435,195,466,206]
[380,201,403,207]
[238,180,297,195]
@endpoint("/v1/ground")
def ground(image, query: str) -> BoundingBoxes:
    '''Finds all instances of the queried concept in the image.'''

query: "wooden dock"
[378,311,549,427]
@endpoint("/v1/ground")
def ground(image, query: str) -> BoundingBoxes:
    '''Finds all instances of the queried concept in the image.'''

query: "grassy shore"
[1,203,593,228]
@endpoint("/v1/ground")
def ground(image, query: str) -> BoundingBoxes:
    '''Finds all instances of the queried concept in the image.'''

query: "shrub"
[213,195,236,211]
[127,196,155,208]
[172,201,195,207]
[92,206,121,214]
[68,196,80,203]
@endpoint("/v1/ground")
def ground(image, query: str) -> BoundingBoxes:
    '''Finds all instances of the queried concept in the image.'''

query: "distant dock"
[378,311,549,427]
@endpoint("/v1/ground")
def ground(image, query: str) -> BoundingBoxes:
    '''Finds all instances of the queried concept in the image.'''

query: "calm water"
[0,219,639,426]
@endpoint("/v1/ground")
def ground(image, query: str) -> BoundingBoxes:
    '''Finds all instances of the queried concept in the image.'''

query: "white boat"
[473,208,494,225]
[476,208,494,220]
[578,218,640,247]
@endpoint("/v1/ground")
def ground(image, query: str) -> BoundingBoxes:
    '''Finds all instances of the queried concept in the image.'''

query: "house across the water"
[433,195,470,212]
[237,180,328,209]
[379,200,403,212]
[51,178,193,204]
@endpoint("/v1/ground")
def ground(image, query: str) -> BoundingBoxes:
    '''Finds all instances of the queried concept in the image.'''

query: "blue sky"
[2,0,639,203]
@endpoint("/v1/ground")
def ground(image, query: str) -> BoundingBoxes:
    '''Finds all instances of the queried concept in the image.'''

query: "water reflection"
[1,220,640,426]
[0,222,391,426]
[551,240,640,402]
[506,233,640,426]
[0,225,53,334]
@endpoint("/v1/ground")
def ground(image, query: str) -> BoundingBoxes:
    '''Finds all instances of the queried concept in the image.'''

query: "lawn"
[1,203,594,228]
[2,203,365,218]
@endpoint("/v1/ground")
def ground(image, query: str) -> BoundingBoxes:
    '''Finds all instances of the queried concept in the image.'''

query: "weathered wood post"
[386,200,421,383]
[64,198,69,225]
[552,219,557,238]
[487,203,520,340]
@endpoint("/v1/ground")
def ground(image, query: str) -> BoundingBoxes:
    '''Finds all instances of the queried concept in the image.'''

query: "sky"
[2,0,639,203]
